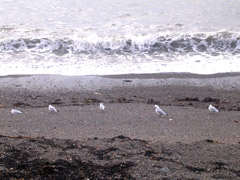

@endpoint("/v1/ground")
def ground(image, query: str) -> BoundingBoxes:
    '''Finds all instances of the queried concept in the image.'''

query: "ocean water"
[0,0,240,76]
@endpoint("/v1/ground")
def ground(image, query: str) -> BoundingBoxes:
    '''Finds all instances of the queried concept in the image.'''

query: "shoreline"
[2,72,240,80]
[1,72,240,92]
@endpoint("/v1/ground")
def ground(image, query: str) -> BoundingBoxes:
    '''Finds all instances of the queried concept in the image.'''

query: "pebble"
[160,167,170,173]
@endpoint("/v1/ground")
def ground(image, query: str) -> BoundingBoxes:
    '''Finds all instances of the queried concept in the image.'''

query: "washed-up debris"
[72,103,84,107]
[204,139,227,144]
[117,97,133,103]
[0,135,240,179]
[117,97,127,103]
[51,99,63,105]
[178,97,199,102]
[70,97,78,103]
[69,98,84,106]
[202,97,220,103]
[84,98,101,103]
[122,80,132,82]
[147,99,157,104]
[31,95,41,99]
[12,101,31,107]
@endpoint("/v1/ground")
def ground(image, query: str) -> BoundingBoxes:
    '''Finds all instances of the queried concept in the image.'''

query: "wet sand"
[0,73,240,179]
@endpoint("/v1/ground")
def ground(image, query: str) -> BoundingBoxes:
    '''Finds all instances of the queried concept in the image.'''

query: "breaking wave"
[0,31,240,55]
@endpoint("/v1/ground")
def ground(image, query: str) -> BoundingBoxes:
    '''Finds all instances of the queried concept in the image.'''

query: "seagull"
[99,103,105,111]
[48,105,59,112]
[208,104,219,112]
[11,109,23,114]
[154,105,167,116]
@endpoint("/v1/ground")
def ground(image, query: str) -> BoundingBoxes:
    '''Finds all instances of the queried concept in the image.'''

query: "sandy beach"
[1,73,240,179]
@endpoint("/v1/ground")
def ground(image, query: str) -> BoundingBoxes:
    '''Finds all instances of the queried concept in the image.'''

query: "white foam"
[0,52,239,76]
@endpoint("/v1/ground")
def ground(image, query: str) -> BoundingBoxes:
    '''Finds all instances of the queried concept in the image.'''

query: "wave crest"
[0,31,240,55]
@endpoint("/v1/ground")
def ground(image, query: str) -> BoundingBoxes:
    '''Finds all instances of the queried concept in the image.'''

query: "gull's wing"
[11,109,23,114]
[156,107,167,116]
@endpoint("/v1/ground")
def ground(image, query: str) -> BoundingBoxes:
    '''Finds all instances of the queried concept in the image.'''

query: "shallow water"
[0,0,240,75]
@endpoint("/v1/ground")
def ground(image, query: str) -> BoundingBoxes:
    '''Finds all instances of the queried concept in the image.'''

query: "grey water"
[0,0,240,75]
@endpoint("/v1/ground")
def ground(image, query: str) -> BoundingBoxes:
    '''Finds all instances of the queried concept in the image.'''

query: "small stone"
[160,167,170,173]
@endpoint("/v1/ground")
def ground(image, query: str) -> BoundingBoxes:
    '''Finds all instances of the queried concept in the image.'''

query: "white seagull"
[99,103,105,111]
[208,104,219,112]
[154,105,167,116]
[48,105,59,112]
[11,109,23,114]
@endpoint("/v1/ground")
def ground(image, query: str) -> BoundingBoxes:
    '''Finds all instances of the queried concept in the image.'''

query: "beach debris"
[48,105,59,112]
[147,99,156,104]
[99,103,105,111]
[178,97,199,102]
[51,99,63,105]
[111,135,128,140]
[122,80,132,82]
[208,104,219,112]
[154,105,167,116]
[85,98,101,103]
[204,139,227,144]
[169,118,173,121]
[70,98,84,106]
[117,97,133,103]
[117,97,127,103]
[73,103,84,107]
[0,104,2,108]
[234,120,239,123]
[70,98,78,103]
[31,95,41,99]
[31,95,37,99]
[94,92,101,95]
[12,101,31,107]
[203,97,220,103]
[11,109,23,114]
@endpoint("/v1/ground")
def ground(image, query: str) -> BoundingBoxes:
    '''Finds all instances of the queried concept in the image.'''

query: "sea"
[0,0,240,76]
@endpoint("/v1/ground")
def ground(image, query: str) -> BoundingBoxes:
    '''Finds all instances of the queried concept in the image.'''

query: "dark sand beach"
[0,73,240,179]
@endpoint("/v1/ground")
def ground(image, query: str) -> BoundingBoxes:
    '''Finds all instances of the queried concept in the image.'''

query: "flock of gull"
[10,103,219,115]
